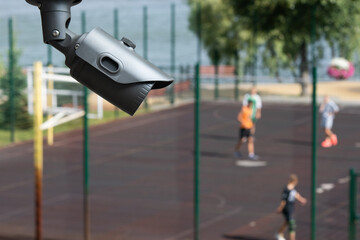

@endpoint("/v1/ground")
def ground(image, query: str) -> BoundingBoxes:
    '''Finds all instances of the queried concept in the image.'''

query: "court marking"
[236,160,267,167]
[206,193,227,208]
[164,207,242,240]
[338,176,350,184]
[316,176,350,195]
[316,183,335,194]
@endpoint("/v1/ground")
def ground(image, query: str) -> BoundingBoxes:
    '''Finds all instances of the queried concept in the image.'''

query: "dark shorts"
[282,209,296,232]
[282,208,293,222]
[239,128,251,139]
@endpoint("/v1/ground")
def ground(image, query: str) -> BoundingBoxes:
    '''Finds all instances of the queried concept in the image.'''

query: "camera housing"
[26,0,173,115]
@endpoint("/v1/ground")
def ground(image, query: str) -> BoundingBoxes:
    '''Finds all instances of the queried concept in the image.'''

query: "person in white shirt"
[319,95,339,148]
[242,87,262,134]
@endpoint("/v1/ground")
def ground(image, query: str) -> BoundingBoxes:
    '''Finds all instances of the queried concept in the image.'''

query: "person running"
[242,87,262,134]
[234,99,258,160]
[319,95,339,148]
[276,174,307,240]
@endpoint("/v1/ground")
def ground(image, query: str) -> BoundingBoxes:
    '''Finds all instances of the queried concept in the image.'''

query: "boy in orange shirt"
[234,99,258,160]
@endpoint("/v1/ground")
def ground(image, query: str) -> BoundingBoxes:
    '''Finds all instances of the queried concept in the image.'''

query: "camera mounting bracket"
[25,0,82,43]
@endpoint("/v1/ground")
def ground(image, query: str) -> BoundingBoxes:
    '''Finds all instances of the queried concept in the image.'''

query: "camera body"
[26,0,173,115]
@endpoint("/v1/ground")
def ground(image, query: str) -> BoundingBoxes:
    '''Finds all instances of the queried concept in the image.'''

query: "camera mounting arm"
[25,0,81,43]
[26,0,174,116]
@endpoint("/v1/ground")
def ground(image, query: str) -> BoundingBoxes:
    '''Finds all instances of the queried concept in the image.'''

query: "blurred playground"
[1,1,360,240]
[1,100,360,240]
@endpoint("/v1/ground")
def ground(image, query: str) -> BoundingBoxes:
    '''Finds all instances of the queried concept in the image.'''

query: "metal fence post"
[47,65,54,145]
[349,169,358,240]
[234,52,239,101]
[143,5,149,110]
[194,63,200,240]
[194,3,202,239]
[8,18,15,142]
[311,5,318,240]
[214,50,219,100]
[33,61,43,240]
[169,3,176,105]
[251,11,258,86]
[81,11,90,240]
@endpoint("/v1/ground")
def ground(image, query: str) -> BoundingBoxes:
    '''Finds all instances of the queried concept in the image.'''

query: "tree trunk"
[299,41,310,96]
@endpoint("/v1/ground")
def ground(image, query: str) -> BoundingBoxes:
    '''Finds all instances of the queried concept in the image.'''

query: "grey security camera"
[26,0,173,115]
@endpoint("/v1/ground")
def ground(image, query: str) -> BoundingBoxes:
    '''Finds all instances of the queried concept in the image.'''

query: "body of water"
[0,0,210,69]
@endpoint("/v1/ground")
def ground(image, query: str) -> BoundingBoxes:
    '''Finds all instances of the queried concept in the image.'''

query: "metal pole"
[194,63,200,240]
[252,11,258,85]
[349,169,358,240]
[142,5,149,110]
[8,18,15,143]
[214,50,219,100]
[234,52,239,101]
[310,5,318,240]
[47,65,54,145]
[169,3,176,105]
[113,8,120,117]
[33,61,43,240]
[47,41,53,145]
[197,3,202,65]
[47,45,52,66]
[81,11,90,240]
[194,4,201,240]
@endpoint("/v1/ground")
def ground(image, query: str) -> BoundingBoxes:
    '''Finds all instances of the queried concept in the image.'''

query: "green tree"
[188,0,250,65]
[188,0,360,95]
[0,45,32,130]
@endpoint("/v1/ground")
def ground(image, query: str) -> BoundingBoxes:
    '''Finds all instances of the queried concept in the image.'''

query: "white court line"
[207,193,227,208]
[316,188,324,194]
[321,183,335,191]
[249,221,256,227]
[164,207,242,240]
[316,183,336,194]
[236,160,267,167]
[317,176,352,194]
[338,176,350,184]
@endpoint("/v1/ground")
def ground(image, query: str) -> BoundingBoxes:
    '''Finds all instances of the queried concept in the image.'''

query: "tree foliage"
[188,0,249,64]
[188,0,360,95]
[0,44,32,130]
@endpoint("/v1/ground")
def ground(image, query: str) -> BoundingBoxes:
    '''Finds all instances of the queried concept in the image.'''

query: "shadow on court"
[276,138,311,146]
[201,133,236,141]
[201,151,234,159]
[0,236,56,240]
[223,234,271,240]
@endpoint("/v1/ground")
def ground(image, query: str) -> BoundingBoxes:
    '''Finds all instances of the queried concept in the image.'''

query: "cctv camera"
[26,0,173,115]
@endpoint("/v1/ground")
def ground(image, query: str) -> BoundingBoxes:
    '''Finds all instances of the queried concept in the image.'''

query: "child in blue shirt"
[319,95,339,148]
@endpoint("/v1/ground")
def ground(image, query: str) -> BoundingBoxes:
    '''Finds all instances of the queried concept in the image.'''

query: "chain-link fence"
[1,1,360,240]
